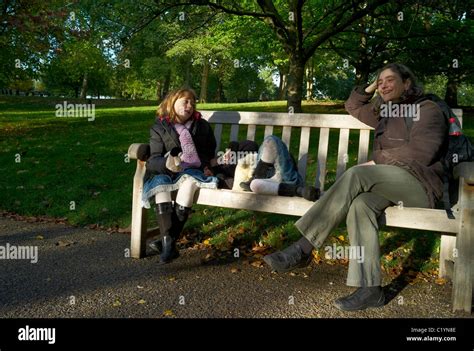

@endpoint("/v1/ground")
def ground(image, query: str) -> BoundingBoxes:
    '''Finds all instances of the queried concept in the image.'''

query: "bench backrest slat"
[316,127,330,191]
[264,125,274,138]
[200,111,373,129]
[282,126,292,147]
[298,127,311,182]
[213,124,223,152]
[336,128,350,180]
[358,129,371,164]
[200,109,463,189]
[230,124,240,142]
[246,124,257,141]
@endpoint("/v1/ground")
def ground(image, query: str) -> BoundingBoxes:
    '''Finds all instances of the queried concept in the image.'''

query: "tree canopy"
[1,0,473,107]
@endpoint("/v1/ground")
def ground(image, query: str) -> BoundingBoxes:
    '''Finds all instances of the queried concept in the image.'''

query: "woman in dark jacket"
[143,88,218,264]
[263,63,447,311]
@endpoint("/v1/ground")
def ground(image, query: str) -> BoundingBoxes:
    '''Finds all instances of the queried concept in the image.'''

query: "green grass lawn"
[1,95,473,277]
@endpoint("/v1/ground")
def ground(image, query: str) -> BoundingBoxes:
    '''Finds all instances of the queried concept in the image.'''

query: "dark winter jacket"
[145,112,216,181]
[345,86,448,208]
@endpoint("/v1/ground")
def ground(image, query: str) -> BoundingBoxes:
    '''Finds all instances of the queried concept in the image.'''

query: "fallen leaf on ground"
[35,235,44,240]
[55,240,75,247]
[230,268,240,273]
[251,244,268,253]
[113,300,121,307]
[178,236,190,244]
[200,253,215,263]
[251,260,264,268]
[163,310,174,317]
[435,278,447,285]
[137,299,146,304]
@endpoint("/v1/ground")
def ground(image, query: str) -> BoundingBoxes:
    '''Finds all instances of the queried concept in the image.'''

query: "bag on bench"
[406,94,474,218]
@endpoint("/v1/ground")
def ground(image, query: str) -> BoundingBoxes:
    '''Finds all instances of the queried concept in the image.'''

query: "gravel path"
[0,216,471,319]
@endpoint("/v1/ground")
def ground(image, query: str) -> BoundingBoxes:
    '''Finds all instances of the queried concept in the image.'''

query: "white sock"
[249,179,279,195]
[176,178,199,208]
[155,191,172,204]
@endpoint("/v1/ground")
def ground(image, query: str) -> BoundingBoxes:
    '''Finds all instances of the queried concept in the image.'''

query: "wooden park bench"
[128,109,473,313]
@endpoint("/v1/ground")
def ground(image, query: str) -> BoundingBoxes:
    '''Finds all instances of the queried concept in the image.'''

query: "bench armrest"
[128,143,150,161]
[453,162,474,185]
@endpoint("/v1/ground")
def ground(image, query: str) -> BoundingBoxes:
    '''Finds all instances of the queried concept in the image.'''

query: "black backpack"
[406,94,474,219]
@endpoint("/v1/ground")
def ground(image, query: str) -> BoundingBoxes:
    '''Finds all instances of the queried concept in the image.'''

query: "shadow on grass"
[380,230,438,304]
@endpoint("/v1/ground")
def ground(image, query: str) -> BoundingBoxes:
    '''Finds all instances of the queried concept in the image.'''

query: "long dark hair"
[373,63,423,113]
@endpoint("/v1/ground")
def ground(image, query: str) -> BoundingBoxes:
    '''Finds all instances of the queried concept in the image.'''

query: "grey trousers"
[295,165,430,287]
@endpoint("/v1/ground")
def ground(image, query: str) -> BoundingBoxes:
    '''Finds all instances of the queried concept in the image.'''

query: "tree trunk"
[80,72,88,99]
[287,54,305,113]
[355,64,371,86]
[278,67,288,100]
[215,76,224,102]
[305,58,314,101]
[445,77,458,107]
[199,59,209,103]
[184,59,191,88]
[162,69,171,99]
[156,81,162,101]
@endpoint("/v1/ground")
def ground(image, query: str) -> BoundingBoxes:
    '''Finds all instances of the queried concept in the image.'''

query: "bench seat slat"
[195,189,460,233]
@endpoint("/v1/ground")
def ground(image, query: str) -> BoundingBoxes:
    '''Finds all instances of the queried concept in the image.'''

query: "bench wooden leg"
[130,161,147,259]
[439,235,455,279]
[452,179,474,313]
[131,207,147,259]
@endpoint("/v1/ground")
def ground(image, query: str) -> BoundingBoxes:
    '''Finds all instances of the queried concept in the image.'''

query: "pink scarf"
[173,120,201,169]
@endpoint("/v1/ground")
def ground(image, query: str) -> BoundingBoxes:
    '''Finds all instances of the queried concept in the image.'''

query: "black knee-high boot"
[171,204,192,238]
[277,183,321,201]
[149,202,180,264]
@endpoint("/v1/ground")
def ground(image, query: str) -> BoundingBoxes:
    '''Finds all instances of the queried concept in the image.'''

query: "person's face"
[173,95,195,123]
[377,69,411,102]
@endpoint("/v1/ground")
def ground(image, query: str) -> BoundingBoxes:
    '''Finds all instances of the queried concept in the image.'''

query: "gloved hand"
[170,147,182,157]
[165,150,182,173]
